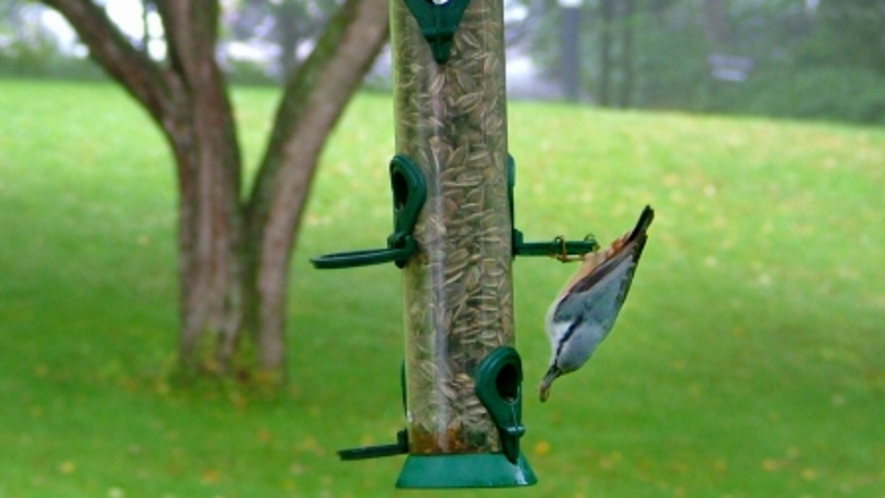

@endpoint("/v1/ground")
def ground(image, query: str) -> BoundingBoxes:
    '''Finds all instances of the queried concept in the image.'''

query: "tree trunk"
[41,0,390,384]
[147,1,247,374]
[599,0,614,106]
[703,0,730,50]
[245,0,390,377]
[560,4,581,102]
[618,0,634,108]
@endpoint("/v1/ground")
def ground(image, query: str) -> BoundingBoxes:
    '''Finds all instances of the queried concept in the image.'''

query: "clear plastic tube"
[391,0,511,455]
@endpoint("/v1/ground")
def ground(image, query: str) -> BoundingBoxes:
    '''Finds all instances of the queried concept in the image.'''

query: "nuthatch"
[538,205,654,402]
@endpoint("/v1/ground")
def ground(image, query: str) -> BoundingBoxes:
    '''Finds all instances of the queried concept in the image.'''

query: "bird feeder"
[391,0,534,487]
[311,0,598,488]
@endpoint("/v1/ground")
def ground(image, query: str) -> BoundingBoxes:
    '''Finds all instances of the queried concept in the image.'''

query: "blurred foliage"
[802,1,885,73]
[223,58,279,86]
[4,0,885,125]
[0,1,95,79]
[0,0,341,83]
[712,66,885,125]
[224,0,341,79]
[522,0,885,124]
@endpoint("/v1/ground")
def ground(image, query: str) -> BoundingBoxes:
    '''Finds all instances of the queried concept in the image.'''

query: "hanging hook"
[508,155,600,261]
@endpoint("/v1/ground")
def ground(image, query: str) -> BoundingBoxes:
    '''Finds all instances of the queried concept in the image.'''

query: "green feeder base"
[396,453,537,489]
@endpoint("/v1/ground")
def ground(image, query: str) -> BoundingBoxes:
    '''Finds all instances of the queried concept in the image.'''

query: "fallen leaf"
[59,461,76,475]
[533,440,551,457]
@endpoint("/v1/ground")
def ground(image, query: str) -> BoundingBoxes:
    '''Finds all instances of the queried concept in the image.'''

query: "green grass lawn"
[1,79,884,497]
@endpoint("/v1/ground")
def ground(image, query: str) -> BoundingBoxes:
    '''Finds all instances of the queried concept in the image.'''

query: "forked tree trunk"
[41,0,389,383]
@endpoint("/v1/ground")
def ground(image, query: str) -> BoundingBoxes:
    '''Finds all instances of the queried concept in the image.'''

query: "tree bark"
[246,0,390,375]
[154,1,247,373]
[40,0,390,383]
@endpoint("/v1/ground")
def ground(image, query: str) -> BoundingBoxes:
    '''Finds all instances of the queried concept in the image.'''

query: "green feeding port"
[475,347,526,465]
[397,347,536,488]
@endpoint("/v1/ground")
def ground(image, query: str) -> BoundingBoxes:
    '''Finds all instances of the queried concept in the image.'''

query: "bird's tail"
[628,205,655,243]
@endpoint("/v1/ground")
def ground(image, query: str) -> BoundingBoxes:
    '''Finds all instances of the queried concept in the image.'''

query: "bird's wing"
[557,205,653,300]
[552,247,640,332]
[552,205,654,327]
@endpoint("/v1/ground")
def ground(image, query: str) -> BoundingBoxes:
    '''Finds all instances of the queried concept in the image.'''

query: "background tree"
[598,0,634,107]
[226,0,341,80]
[702,0,730,50]
[38,0,389,383]
[617,0,634,107]
[598,0,614,105]
[803,0,885,72]
[511,0,885,123]
[0,1,82,77]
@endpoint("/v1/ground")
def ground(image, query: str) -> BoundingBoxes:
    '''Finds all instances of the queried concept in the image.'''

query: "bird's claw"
[552,236,582,262]
[551,235,598,262]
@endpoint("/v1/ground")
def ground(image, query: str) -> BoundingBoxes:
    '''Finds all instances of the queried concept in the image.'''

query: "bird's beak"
[538,365,562,403]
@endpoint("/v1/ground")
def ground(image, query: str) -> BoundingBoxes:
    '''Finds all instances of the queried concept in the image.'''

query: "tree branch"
[154,0,221,87]
[40,0,173,124]
[240,0,389,370]
[246,0,390,220]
